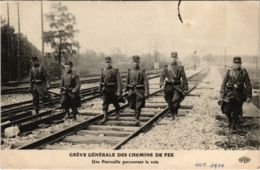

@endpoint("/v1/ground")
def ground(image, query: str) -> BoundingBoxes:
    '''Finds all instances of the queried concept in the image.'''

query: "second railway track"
[1,70,162,95]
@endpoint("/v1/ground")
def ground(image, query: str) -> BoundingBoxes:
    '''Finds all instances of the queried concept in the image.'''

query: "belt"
[127,84,144,89]
[165,81,181,85]
[32,80,43,84]
[101,82,116,87]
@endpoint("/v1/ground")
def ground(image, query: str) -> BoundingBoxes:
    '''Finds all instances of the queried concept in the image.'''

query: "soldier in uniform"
[160,52,188,120]
[60,61,81,119]
[99,57,122,123]
[218,56,252,129]
[124,55,149,124]
[28,56,52,114]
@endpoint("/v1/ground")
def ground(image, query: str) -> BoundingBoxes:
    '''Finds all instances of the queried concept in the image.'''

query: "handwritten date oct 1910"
[195,162,224,169]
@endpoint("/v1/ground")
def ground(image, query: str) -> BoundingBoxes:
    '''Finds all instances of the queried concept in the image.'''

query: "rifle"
[100,83,126,103]
[165,80,186,95]
[126,84,146,99]
[61,87,76,98]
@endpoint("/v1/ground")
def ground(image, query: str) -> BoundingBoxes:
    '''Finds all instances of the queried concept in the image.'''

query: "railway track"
[1,73,162,134]
[14,67,209,150]
[1,70,162,95]
[1,72,161,118]
[1,87,100,121]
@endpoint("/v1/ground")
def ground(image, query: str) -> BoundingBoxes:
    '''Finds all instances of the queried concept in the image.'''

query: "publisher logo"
[239,156,251,163]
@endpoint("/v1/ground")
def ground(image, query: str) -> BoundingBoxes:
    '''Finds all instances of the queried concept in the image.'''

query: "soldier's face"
[31,60,39,66]
[105,62,112,68]
[171,57,178,64]
[65,65,72,72]
[133,61,140,67]
[233,62,241,69]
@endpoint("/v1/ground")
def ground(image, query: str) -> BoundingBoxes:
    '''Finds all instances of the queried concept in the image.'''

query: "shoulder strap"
[229,69,236,81]
[167,65,177,78]
[241,68,246,79]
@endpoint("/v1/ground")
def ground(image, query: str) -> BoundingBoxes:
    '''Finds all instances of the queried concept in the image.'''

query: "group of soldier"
[28,52,252,129]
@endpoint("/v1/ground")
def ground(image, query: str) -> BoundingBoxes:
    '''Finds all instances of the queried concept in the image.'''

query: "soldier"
[124,55,149,124]
[60,61,81,119]
[28,56,52,114]
[160,52,188,120]
[218,56,252,130]
[99,57,122,123]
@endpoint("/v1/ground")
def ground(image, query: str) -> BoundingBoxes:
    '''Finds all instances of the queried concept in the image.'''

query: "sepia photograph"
[0,0,259,169]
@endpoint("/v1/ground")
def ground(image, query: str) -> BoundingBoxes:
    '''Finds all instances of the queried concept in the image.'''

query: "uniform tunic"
[125,67,149,110]
[99,66,122,111]
[60,71,81,109]
[220,67,252,117]
[29,65,51,110]
[160,64,188,111]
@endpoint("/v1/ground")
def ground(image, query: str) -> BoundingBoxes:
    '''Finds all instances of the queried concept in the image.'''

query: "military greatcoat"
[220,67,252,116]
[125,67,149,110]
[99,66,122,112]
[60,70,81,109]
[160,64,188,111]
[29,65,51,111]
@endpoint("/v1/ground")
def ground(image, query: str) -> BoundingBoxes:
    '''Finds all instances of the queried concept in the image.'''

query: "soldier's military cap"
[233,56,242,63]
[31,56,39,62]
[65,61,73,67]
[171,52,178,58]
[105,56,112,63]
[132,55,140,62]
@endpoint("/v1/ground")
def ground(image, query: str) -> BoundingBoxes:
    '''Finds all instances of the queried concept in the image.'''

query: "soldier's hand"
[122,92,127,96]
[46,84,51,89]
[218,98,223,105]
[159,84,164,90]
[183,90,188,95]
[246,97,252,103]
[116,92,121,97]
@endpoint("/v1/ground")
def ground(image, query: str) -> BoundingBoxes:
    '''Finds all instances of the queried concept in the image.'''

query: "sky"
[1,1,259,58]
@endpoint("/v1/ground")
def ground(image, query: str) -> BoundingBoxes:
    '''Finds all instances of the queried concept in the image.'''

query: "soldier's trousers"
[32,85,52,111]
[164,84,183,114]
[102,90,120,112]
[61,93,80,109]
[127,89,145,111]
[222,99,243,121]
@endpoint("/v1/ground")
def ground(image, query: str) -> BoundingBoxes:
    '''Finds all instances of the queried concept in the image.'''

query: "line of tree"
[1,18,41,82]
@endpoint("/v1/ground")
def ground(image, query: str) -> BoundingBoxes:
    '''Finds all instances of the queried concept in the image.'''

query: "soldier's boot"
[34,109,39,115]
[100,111,108,123]
[33,109,40,120]
[72,108,78,120]
[135,109,141,125]
[115,109,120,120]
[65,109,71,119]
[171,108,176,120]
[227,115,232,128]
[175,104,180,115]
[232,115,239,130]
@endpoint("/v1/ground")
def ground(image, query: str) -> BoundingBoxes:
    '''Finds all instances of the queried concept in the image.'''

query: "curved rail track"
[14,67,209,150]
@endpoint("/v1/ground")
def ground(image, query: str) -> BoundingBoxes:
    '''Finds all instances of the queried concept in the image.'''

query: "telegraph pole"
[7,3,11,81]
[41,0,45,61]
[256,55,258,70]
[17,2,21,81]
[193,50,197,70]
[224,48,226,70]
